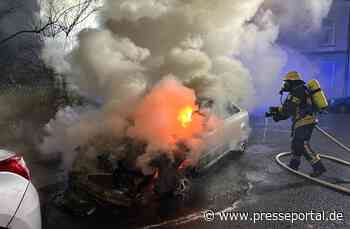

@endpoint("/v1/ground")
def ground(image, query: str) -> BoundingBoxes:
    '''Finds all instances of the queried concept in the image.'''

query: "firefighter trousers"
[290,124,322,170]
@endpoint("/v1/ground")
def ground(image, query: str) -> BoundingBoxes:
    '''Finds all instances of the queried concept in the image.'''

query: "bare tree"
[0,0,100,46]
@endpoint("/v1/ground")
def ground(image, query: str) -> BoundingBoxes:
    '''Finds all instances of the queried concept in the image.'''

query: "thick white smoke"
[263,0,333,35]
[40,0,333,171]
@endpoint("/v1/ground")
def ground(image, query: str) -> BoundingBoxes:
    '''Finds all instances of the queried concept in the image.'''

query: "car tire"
[233,140,247,154]
[240,141,248,153]
[173,178,191,199]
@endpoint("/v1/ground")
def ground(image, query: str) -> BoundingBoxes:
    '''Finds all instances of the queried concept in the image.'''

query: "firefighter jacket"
[274,81,317,130]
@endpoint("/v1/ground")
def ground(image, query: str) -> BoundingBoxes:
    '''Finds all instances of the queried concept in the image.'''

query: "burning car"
[58,96,249,215]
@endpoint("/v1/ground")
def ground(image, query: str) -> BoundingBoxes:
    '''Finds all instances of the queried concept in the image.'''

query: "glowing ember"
[178,106,193,128]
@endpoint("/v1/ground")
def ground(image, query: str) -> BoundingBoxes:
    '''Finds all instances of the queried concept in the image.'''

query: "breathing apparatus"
[307,79,329,111]
[279,80,292,95]
[278,81,290,106]
[273,71,329,112]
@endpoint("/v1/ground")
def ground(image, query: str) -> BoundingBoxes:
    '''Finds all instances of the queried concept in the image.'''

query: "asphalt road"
[30,114,350,229]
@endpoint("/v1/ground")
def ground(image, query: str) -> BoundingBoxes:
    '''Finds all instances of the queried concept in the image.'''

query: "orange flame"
[177,106,193,128]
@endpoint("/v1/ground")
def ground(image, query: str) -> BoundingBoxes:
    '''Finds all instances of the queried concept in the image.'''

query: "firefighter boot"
[310,161,327,177]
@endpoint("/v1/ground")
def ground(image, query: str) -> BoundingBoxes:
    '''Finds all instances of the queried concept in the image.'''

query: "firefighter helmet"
[284,71,301,81]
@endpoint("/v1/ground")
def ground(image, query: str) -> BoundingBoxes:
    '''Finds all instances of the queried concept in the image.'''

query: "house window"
[319,19,336,47]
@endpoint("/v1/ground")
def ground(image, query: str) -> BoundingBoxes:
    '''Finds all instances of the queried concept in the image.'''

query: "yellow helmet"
[283,71,301,81]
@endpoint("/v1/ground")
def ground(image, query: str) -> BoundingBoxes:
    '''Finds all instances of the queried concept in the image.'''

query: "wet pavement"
[29,114,350,229]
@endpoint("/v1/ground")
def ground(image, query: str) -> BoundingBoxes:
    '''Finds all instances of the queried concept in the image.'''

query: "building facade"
[304,0,350,98]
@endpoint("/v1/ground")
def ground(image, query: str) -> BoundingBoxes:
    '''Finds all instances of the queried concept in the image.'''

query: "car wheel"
[174,178,191,199]
[237,140,248,153]
[226,141,248,160]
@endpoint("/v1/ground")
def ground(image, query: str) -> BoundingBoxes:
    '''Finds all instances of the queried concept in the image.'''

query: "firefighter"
[267,71,327,177]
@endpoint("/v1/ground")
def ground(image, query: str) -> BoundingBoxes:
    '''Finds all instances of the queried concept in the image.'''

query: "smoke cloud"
[40,0,333,171]
[263,0,333,35]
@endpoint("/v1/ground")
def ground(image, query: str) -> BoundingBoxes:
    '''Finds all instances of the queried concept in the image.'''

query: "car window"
[211,102,240,119]
[197,99,239,119]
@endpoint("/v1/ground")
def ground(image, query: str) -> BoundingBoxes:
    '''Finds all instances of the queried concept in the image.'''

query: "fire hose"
[275,125,350,195]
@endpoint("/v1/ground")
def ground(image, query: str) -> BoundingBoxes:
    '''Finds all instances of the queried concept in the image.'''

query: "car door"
[224,103,249,152]
[196,101,249,172]
[196,101,246,171]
